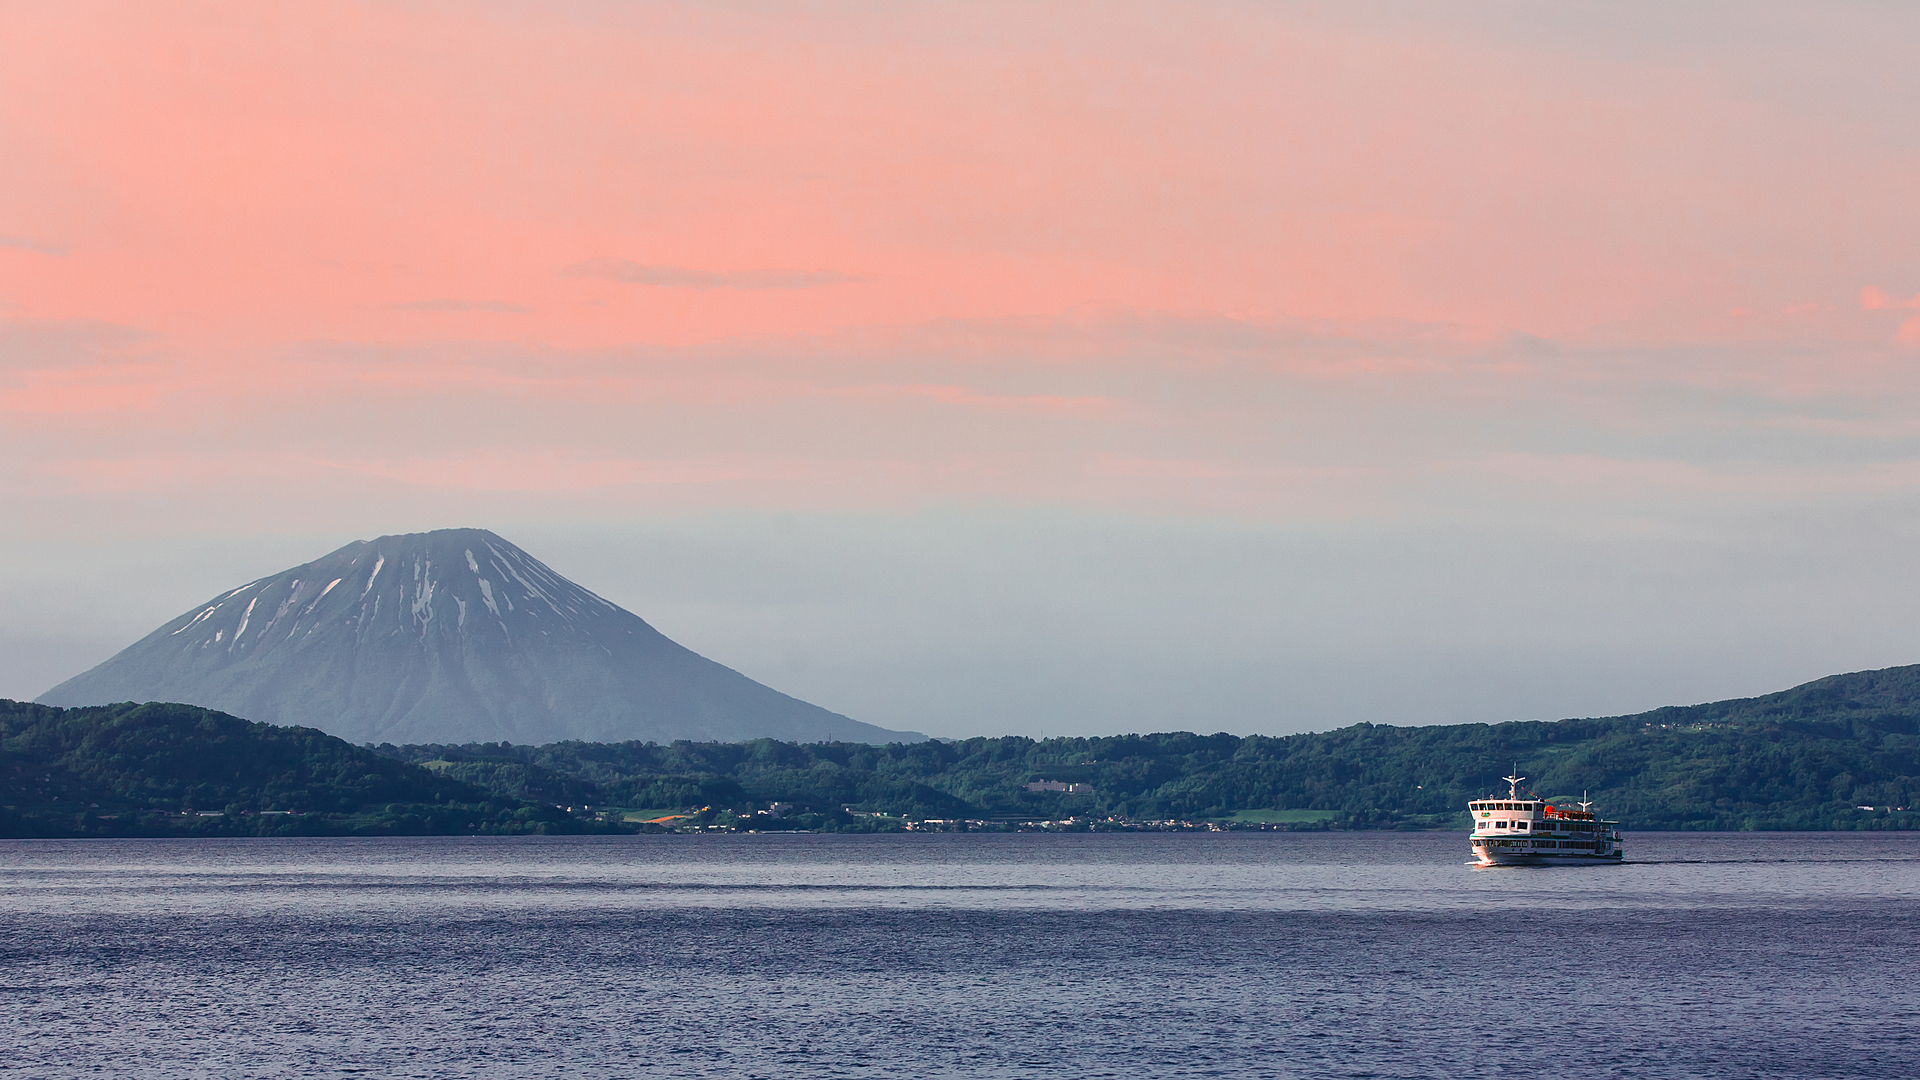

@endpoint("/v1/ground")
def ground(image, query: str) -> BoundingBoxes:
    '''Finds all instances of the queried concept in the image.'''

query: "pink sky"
[7,4,1916,339]
[5,2,1920,734]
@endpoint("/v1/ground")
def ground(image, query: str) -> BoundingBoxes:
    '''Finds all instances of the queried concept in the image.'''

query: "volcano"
[37,528,921,746]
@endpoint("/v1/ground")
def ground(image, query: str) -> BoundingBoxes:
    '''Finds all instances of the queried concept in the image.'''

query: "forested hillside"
[0,699,587,836]
[380,665,1920,830]
[11,664,1920,836]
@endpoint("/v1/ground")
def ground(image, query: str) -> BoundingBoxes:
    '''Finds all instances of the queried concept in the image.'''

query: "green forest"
[8,663,1920,837]
[379,664,1920,832]
[0,699,596,837]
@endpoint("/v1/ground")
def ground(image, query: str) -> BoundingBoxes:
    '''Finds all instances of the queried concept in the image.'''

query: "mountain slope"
[38,528,920,746]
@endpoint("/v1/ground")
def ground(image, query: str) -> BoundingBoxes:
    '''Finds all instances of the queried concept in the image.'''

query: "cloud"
[1899,316,1920,347]
[317,451,815,491]
[1861,286,1920,311]
[0,317,148,372]
[561,258,867,290]
[387,299,527,313]
[0,235,68,257]
[830,383,1115,414]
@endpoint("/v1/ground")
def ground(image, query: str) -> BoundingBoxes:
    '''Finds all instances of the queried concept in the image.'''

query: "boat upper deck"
[1469,793,1617,838]
[1467,799,1599,821]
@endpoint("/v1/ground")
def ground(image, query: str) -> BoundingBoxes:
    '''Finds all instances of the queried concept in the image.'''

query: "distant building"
[1025,781,1093,793]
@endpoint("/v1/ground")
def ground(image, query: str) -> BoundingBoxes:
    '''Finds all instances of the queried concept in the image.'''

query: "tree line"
[378,664,1920,830]
[9,663,1920,837]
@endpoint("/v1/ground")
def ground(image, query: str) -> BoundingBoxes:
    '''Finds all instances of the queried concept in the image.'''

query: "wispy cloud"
[0,235,68,257]
[562,257,867,290]
[388,299,527,313]
[831,382,1115,414]
[317,451,807,491]
[0,318,149,373]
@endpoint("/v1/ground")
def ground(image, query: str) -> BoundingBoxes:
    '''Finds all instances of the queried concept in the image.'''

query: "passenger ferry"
[1468,773,1622,866]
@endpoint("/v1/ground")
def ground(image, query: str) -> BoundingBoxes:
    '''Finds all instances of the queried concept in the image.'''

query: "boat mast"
[1503,771,1525,799]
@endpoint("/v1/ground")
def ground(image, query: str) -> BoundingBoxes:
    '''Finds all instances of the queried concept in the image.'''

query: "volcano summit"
[38,528,920,746]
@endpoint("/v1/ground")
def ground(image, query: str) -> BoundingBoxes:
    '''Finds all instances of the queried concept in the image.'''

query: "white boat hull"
[1472,843,1622,867]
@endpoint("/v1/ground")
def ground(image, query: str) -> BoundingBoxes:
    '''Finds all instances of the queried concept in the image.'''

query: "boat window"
[1515,821,1528,830]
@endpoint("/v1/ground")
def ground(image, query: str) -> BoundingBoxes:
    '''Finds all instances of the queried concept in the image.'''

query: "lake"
[2,832,1915,1078]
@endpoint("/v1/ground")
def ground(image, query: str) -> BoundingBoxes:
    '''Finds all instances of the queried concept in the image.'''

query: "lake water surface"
[2,832,1915,1078]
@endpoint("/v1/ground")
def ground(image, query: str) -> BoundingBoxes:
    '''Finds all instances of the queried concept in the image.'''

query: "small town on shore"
[597,803,1336,834]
